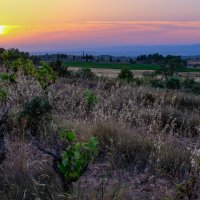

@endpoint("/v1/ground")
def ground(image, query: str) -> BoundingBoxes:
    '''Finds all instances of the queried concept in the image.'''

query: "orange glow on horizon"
[1,21,200,47]
[1,0,200,50]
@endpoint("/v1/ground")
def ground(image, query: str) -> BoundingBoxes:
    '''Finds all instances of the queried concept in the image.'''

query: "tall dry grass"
[1,73,200,199]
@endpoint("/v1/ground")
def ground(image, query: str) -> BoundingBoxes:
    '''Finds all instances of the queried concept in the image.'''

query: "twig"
[31,135,72,191]
[32,139,61,161]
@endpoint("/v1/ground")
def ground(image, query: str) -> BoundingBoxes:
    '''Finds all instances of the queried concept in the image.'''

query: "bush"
[76,68,95,79]
[0,72,17,83]
[187,83,200,95]
[59,129,99,183]
[166,76,181,89]
[0,88,8,102]
[0,73,10,81]
[51,56,70,77]
[36,62,57,90]
[182,77,195,87]
[150,78,165,88]
[133,77,144,85]
[118,68,133,82]
[84,89,98,108]
[20,96,52,137]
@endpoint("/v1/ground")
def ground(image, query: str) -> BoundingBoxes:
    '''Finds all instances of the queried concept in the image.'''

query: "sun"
[0,25,6,35]
[0,25,18,35]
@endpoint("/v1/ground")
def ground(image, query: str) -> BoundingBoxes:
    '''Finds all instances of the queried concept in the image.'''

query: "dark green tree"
[118,68,133,82]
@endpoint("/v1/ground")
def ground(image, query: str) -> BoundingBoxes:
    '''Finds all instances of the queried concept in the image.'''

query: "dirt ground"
[68,67,154,78]
[181,72,200,82]
[69,67,200,82]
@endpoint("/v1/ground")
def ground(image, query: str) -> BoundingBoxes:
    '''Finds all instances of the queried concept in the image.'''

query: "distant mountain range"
[32,44,200,57]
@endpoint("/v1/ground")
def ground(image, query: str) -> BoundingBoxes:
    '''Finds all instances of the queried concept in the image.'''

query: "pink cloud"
[1,21,200,50]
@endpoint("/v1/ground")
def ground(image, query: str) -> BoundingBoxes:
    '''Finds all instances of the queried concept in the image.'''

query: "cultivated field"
[65,61,200,72]
[69,67,200,81]
[69,67,154,78]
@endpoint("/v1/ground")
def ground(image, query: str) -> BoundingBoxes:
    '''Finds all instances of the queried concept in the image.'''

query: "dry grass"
[76,122,193,177]
[1,72,200,199]
[48,78,200,137]
[0,141,65,200]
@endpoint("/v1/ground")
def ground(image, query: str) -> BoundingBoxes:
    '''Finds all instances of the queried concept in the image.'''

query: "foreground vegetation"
[0,48,200,199]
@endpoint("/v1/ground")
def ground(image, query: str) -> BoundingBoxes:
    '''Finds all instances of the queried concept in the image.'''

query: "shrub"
[23,59,37,76]
[51,56,70,77]
[150,78,165,88]
[0,88,8,102]
[118,68,133,82]
[36,62,57,90]
[133,77,145,85]
[182,77,195,87]
[11,58,36,76]
[0,72,10,81]
[76,68,95,79]
[0,72,17,83]
[59,129,99,183]
[84,89,98,108]
[20,96,52,137]
[188,83,200,95]
[166,76,181,89]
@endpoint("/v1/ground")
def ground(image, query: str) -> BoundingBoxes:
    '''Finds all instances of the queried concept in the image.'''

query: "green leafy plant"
[84,89,98,108]
[59,129,99,183]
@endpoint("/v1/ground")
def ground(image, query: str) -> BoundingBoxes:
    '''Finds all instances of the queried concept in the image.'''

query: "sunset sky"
[1,0,200,52]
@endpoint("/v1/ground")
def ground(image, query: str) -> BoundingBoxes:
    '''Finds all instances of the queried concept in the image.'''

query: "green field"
[179,68,200,72]
[63,61,200,72]
[64,61,160,70]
